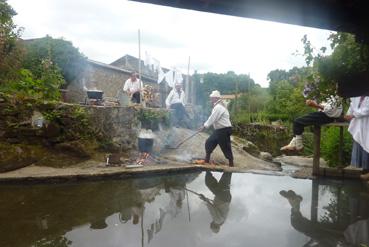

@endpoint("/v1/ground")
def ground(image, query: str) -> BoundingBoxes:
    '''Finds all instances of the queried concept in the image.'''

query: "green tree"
[0,0,23,82]
[316,32,369,84]
[193,71,255,108]
[22,36,87,87]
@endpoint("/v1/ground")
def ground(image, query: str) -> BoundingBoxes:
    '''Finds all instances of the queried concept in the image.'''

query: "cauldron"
[87,90,104,100]
[138,138,154,153]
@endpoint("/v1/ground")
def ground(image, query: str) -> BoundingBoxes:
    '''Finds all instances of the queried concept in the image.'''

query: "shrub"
[321,127,353,167]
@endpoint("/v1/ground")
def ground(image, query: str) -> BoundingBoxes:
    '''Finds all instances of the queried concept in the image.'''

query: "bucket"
[138,138,154,153]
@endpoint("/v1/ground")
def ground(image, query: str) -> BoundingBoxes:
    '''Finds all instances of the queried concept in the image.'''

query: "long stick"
[173,129,201,148]
[184,187,214,203]
[185,185,191,222]
[138,29,143,107]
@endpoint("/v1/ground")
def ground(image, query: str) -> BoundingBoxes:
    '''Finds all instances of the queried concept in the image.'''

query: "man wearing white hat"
[199,90,234,167]
[165,82,190,127]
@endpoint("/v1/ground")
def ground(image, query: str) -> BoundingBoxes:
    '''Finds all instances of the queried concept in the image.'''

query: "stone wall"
[233,123,290,156]
[66,60,160,105]
[85,106,140,151]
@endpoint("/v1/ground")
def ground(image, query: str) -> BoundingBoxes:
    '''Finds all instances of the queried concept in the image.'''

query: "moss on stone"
[0,143,48,172]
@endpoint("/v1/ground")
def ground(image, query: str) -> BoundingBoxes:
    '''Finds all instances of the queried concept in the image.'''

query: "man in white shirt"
[165,82,190,127]
[198,90,234,167]
[123,72,143,104]
[281,95,343,152]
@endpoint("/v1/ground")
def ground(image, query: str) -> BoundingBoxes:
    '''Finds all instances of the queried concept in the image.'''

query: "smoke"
[139,129,155,139]
[81,78,100,92]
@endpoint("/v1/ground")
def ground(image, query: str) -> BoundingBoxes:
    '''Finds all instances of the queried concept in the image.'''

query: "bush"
[232,111,290,124]
[321,127,353,167]
[0,67,63,101]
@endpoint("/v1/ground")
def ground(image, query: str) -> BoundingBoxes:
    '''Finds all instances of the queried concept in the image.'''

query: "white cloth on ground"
[204,100,232,130]
[347,96,369,153]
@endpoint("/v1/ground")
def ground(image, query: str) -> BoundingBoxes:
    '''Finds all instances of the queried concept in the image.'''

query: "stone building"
[66,58,159,105]
[66,54,194,107]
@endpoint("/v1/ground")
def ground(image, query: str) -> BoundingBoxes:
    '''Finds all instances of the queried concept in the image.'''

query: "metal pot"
[138,138,154,153]
[87,90,104,100]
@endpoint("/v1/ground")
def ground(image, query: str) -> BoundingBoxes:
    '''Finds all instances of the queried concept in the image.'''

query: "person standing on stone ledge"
[165,82,190,128]
[197,90,234,167]
[344,96,369,172]
[123,71,143,104]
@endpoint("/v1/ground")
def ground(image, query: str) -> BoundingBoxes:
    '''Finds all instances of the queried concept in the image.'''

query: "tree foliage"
[22,36,87,87]
[193,71,255,108]
[266,67,312,121]
[0,1,83,100]
[0,0,23,82]
[316,32,369,83]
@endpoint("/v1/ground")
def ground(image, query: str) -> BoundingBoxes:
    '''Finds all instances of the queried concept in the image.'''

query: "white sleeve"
[346,98,354,115]
[204,106,223,128]
[123,79,129,92]
[353,98,369,118]
[180,91,185,105]
[166,90,174,108]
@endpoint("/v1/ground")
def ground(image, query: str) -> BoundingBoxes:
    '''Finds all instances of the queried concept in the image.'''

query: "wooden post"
[186,56,191,104]
[313,125,321,176]
[339,126,344,166]
[311,179,319,222]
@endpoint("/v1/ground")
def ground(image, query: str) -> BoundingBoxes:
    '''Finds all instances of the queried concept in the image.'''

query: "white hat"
[209,90,221,98]
[175,81,182,86]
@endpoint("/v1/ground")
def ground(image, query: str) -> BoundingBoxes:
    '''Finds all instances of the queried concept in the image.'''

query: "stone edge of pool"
[0,162,297,184]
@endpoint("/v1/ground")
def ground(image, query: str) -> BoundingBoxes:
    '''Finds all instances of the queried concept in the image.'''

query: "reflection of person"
[198,90,234,166]
[165,82,190,127]
[90,218,108,230]
[281,95,342,152]
[344,218,369,246]
[202,172,232,233]
[123,72,143,104]
[344,96,369,171]
[280,190,344,246]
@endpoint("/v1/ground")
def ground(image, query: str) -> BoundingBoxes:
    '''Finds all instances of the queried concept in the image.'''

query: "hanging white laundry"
[152,58,160,71]
[144,51,152,67]
[174,69,183,84]
[157,67,165,84]
[165,70,175,88]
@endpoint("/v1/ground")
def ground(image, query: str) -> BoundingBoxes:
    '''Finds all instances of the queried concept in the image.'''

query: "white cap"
[209,90,221,98]
[175,81,182,86]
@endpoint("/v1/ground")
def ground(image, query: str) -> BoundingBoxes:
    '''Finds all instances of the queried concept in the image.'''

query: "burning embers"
[134,152,161,166]
[134,129,156,166]
[105,129,168,167]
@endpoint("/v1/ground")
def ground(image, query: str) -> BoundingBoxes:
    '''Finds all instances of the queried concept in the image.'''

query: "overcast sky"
[8,0,333,87]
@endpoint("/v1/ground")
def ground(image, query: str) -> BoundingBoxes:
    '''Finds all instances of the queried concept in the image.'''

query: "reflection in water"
[280,180,369,247]
[202,172,232,233]
[280,189,344,246]
[0,173,368,247]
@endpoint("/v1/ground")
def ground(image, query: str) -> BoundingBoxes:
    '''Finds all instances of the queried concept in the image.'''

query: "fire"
[136,152,150,165]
